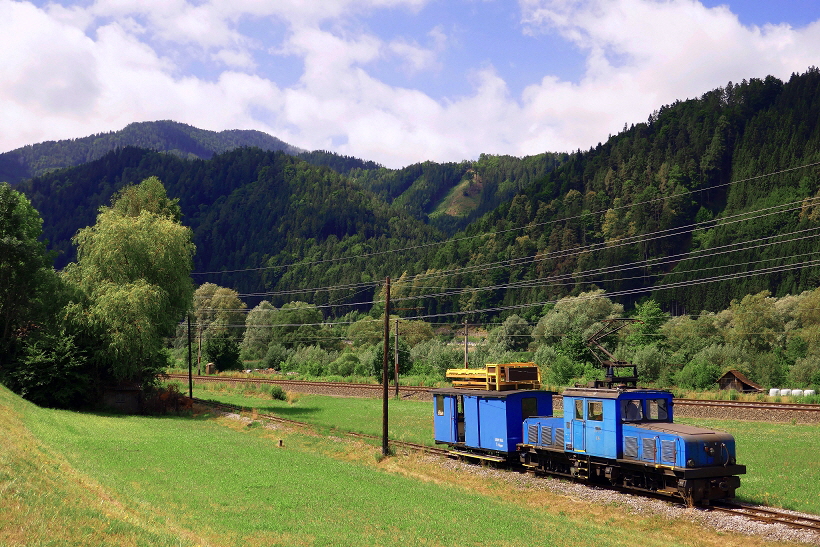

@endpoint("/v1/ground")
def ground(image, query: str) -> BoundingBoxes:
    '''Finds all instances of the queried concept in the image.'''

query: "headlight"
[687,459,695,468]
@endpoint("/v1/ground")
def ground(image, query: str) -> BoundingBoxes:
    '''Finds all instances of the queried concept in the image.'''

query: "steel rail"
[710,502,820,533]
[166,373,431,394]
[169,375,820,411]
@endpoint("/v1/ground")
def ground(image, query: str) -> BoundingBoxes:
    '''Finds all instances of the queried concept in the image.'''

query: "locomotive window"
[522,397,538,420]
[435,395,444,416]
[621,399,643,421]
[574,399,584,420]
[647,399,669,421]
[587,401,603,421]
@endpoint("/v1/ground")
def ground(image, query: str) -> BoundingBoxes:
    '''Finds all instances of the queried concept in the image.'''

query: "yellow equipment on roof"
[446,362,541,391]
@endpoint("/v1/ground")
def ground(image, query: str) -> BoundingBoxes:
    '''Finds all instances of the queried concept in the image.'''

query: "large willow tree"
[63,177,195,386]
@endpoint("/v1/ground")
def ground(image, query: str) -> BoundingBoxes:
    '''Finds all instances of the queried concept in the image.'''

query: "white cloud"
[1,0,820,168]
[513,0,820,152]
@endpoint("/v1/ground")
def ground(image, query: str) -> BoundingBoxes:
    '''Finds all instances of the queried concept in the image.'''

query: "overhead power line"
[190,160,820,277]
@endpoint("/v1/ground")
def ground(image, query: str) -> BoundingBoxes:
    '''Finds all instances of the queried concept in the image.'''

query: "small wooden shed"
[718,370,763,393]
[102,383,143,413]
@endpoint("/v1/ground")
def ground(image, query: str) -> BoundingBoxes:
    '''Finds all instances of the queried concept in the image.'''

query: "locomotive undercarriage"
[518,445,740,506]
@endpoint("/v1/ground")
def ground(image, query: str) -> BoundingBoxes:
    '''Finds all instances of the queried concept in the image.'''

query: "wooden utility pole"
[382,277,390,456]
[464,319,469,368]
[187,315,193,398]
[394,318,399,397]
[197,324,202,375]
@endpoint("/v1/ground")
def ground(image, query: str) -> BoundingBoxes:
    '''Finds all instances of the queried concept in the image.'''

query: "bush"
[326,353,360,376]
[267,384,287,401]
[204,337,241,371]
[543,353,581,386]
[789,355,820,388]
[262,343,293,370]
[631,344,667,383]
[370,338,411,379]
[489,314,531,351]
[675,361,721,390]
[410,339,461,376]
[285,345,334,376]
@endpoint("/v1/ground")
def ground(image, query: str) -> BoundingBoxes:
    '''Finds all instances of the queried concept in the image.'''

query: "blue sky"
[1,0,819,167]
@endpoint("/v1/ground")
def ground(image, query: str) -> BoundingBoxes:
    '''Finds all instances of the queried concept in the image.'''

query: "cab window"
[587,400,603,421]
[435,395,445,416]
[620,399,643,421]
[647,398,669,421]
[574,399,584,419]
[522,397,538,420]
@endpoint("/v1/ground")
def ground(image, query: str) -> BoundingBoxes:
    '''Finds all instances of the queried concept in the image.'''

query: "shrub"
[489,314,531,351]
[204,337,241,371]
[285,345,334,376]
[675,361,721,390]
[326,353,360,376]
[262,343,293,370]
[543,354,581,386]
[632,344,667,383]
[789,355,820,388]
[370,338,411,379]
[267,384,287,401]
[410,339,460,376]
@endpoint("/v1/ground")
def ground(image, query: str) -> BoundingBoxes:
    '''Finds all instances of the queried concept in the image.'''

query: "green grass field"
[192,384,820,515]
[1,383,807,546]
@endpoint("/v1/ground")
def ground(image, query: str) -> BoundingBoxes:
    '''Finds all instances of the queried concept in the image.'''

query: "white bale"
[780,389,792,396]
[769,388,780,396]
[804,390,817,396]
[791,389,804,397]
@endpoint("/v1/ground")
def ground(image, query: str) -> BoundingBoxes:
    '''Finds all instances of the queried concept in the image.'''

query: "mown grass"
[1,383,805,546]
[0,386,193,547]
[193,386,820,516]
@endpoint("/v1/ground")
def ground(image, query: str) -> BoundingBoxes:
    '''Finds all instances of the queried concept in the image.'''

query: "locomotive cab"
[519,387,746,505]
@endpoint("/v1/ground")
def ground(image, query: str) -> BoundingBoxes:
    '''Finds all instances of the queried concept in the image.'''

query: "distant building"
[717,370,763,393]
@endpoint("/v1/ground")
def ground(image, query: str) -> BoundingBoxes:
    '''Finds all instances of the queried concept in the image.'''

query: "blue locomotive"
[431,375,745,505]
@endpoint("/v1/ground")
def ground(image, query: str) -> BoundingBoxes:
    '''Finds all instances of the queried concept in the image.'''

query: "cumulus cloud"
[1,0,819,167]
[514,0,820,151]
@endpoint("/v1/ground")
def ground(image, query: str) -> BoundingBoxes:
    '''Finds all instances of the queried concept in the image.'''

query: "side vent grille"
[624,436,638,459]
[642,437,657,461]
[541,426,552,446]
[661,440,677,463]
[528,424,539,444]
[555,428,565,447]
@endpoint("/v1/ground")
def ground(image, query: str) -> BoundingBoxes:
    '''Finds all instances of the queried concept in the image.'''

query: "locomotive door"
[455,394,465,443]
[571,399,585,451]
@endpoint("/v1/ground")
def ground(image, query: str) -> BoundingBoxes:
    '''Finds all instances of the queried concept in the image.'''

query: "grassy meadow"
[0,382,811,546]
[191,382,820,515]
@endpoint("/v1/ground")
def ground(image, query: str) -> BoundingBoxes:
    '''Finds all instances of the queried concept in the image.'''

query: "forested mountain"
[0,120,303,184]
[395,69,820,319]
[17,147,441,303]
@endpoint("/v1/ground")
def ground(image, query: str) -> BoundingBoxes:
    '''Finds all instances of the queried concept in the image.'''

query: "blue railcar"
[432,385,745,505]
[432,388,554,462]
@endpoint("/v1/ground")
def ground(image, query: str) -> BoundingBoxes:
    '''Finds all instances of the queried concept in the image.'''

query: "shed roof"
[718,369,763,391]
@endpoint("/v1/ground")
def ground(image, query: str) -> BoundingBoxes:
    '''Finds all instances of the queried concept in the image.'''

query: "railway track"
[168,374,820,413]
[674,398,820,412]
[710,502,820,533]
[166,374,430,396]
